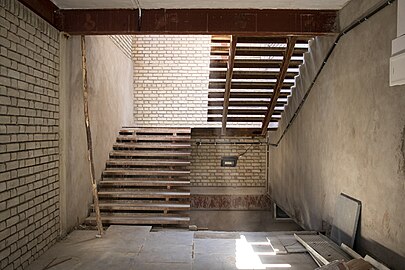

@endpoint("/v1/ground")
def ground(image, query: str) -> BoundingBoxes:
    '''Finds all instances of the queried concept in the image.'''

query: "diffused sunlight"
[235,235,292,269]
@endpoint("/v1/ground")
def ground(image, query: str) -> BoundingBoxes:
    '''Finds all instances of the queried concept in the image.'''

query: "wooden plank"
[208,116,279,122]
[210,59,302,69]
[106,159,190,167]
[109,151,191,158]
[235,47,307,57]
[103,170,190,177]
[210,71,297,80]
[222,35,238,135]
[85,215,190,225]
[96,201,190,211]
[98,190,191,199]
[117,135,191,142]
[208,109,281,115]
[261,37,297,135]
[113,143,191,149]
[237,36,310,44]
[120,127,191,134]
[212,60,302,69]
[81,36,103,235]
[209,81,294,89]
[208,91,291,99]
[99,180,191,187]
[208,100,287,107]
[192,128,275,137]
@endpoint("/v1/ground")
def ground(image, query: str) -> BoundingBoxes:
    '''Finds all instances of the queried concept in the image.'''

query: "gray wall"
[268,1,405,268]
[61,36,133,233]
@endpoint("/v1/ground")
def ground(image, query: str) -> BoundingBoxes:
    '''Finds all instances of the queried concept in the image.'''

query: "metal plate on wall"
[330,193,361,248]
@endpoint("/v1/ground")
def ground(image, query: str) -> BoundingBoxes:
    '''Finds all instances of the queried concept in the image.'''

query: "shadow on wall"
[355,228,405,270]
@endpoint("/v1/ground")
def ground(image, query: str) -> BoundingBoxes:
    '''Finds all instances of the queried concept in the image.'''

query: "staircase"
[85,127,191,226]
[208,35,310,129]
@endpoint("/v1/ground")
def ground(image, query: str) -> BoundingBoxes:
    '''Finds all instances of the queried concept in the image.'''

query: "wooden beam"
[261,37,297,136]
[192,128,275,138]
[17,0,58,26]
[80,36,103,236]
[56,9,338,35]
[221,36,238,135]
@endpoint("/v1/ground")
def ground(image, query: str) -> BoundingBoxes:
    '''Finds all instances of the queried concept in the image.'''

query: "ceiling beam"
[17,0,59,26]
[261,37,297,136]
[55,9,338,35]
[221,35,238,135]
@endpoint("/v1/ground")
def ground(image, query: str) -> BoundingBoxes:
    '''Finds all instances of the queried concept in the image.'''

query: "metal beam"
[56,9,139,35]
[261,37,297,136]
[17,0,58,26]
[221,35,238,135]
[56,9,338,35]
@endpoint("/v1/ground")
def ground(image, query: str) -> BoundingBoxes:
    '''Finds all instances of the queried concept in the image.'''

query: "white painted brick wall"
[133,35,211,127]
[0,0,60,269]
[190,137,267,187]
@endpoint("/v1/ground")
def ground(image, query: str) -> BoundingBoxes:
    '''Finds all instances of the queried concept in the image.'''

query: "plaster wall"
[268,1,405,268]
[62,36,133,232]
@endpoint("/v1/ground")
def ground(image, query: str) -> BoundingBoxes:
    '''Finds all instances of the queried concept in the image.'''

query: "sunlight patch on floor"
[235,235,291,269]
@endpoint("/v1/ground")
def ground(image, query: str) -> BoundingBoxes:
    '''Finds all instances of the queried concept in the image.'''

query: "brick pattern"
[190,138,267,187]
[0,0,60,269]
[133,35,211,127]
[109,35,133,59]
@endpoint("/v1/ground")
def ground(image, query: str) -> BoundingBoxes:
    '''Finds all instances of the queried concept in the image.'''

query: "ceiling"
[51,0,350,10]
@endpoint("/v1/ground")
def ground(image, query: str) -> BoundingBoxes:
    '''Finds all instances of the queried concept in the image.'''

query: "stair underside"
[208,35,310,128]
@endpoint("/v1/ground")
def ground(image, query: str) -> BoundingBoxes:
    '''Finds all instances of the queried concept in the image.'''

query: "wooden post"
[80,35,103,236]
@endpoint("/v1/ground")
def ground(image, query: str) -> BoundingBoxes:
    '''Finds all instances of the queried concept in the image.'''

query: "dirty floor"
[26,226,318,270]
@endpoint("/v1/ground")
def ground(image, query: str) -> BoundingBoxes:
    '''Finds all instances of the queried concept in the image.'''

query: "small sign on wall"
[221,156,238,167]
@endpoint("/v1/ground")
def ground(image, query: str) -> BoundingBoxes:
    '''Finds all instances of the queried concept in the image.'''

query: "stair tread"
[113,143,191,149]
[99,190,190,195]
[101,177,189,181]
[120,127,191,134]
[103,170,190,176]
[100,180,190,186]
[97,201,190,208]
[106,159,190,166]
[85,215,190,225]
[117,135,191,141]
[110,151,191,157]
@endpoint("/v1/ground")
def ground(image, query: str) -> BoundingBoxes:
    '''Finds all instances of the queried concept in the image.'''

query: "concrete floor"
[26,226,318,270]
